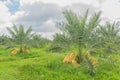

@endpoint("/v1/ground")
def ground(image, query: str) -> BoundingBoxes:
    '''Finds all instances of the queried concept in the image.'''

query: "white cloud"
[11,1,63,39]
[0,1,11,23]
[66,3,99,16]
[38,32,56,39]
[20,0,40,6]
[0,1,12,35]
[100,0,120,20]
[20,0,100,7]
[39,19,59,32]
[3,0,12,6]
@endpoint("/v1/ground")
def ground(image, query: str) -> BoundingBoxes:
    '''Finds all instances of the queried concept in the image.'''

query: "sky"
[0,0,120,39]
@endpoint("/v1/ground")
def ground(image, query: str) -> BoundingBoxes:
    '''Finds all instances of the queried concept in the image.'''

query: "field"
[0,46,120,80]
[0,9,120,80]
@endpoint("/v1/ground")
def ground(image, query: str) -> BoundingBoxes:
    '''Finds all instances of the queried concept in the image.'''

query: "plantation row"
[0,10,120,76]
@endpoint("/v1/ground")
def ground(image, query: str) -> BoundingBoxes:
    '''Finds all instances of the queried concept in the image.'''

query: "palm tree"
[97,22,120,53]
[0,35,13,49]
[0,34,9,45]
[58,10,101,62]
[7,24,33,53]
[49,33,71,52]
[53,10,101,75]
[31,34,51,48]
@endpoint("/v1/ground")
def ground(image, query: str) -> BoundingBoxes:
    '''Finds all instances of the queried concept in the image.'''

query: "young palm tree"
[50,33,71,52]
[7,24,33,53]
[53,10,101,75]
[58,10,101,62]
[97,22,120,53]
[0,34,9,45]
[0,35,13,49]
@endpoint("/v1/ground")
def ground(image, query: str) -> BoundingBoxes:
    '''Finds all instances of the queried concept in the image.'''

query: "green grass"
[0,47,120,80]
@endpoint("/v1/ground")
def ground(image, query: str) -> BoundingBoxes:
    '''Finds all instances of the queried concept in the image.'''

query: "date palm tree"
[97,22,120,53]
[58,10,101,62]
[31,34,51,48]
[54,10,101,75]
[7,24,33,53]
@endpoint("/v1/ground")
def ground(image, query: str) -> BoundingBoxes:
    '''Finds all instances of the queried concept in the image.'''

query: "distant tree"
[97,22,120,53]
[49,33,71,52]
[0,34,9,45]
[31,34,51,48]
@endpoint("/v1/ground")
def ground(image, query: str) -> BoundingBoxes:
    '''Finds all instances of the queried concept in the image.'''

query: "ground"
[0,46,120,80]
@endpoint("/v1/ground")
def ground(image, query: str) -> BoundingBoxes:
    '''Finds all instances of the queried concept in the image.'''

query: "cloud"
[66,3,99,16]
[39,0,100,7]
[11,1,63,39]
[0,1,12,35]
[100,0,120,20]
[18,2,63,22]
[34,19,59,32]
[20,0,89,7]
[0,1,11,23]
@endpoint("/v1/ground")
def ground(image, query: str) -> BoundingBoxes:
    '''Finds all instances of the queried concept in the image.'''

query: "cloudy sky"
[0,0,120,39]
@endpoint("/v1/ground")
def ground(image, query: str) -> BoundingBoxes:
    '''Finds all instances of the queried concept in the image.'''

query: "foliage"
[30,34,51,48]
[97,22,120,53]
[49,33,71,52]
[0,35,9,45]
[57,10,101,61]
[84,53,97,75]
[7,24,33,53]
[52,10,101,75]
[0,47,120,80]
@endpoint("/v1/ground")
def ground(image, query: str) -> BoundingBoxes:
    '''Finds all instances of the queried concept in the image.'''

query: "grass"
[0,46,120,80]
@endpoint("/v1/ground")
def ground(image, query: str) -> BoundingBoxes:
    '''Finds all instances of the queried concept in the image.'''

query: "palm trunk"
[78,45,83,63]
[19,43,23,53]
[76,37,83,63]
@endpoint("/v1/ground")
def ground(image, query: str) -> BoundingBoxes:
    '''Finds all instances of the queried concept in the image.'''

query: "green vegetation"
[0,47,120,80]
[0,10,120,80]
[7,24,33,53]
